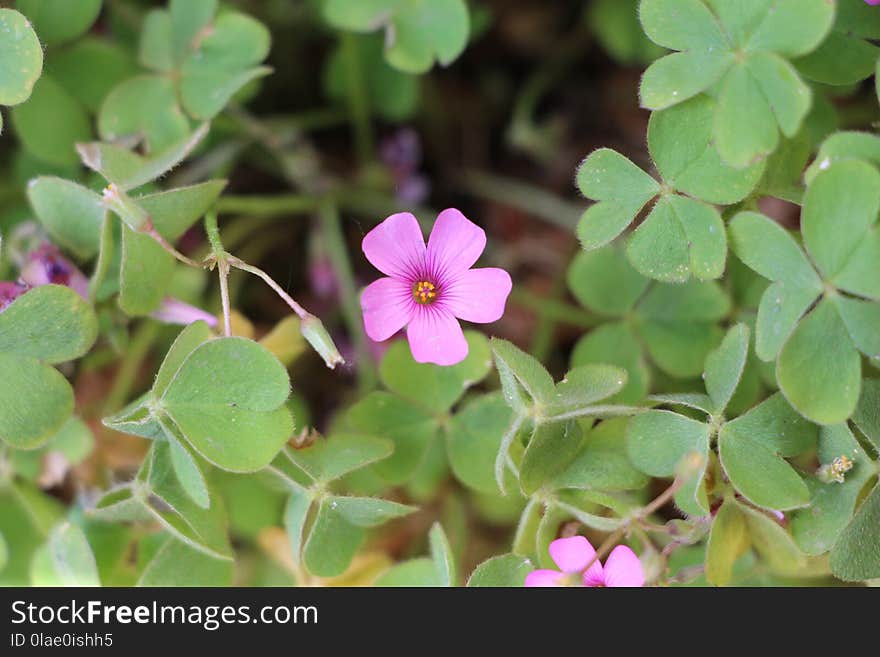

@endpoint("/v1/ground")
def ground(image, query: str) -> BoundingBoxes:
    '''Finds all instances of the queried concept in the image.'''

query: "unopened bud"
[300,314,344,369]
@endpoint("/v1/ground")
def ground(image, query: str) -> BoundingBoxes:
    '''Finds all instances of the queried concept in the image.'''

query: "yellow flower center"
[412,280,437,304]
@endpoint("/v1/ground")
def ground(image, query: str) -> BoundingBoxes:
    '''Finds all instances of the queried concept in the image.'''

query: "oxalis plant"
[0,0,879,589]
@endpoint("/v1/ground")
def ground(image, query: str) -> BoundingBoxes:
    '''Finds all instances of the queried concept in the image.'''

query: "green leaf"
[626,409,709,477]
[492,339,555,412]
[648,95,765,204]
[626,194,724,282]
[142,442,233,560]
[78,122,209,191]
[639,319,724,379]
[302,497,365,577]
[713,63,778,167]
[853,379,880,451]
[725,392,818,456]
[833,296,880,363]
[567,246,649,317]
[754,281,819,362]
[0,284,98,364]
[283,488,312,564]
[791,424,873,555]
[31,522,100,586]
[99,75,191,153]
[27,177,105,260]
[0,8,43,106]
[161,337,293,472]
[738,502,806,575]
[447,393,512,494]
[384,0,470,73]
[138,180,227,241]
[170,0,217,62]
[138,537,233,586]
[11,75,91,167]
[284,434,393,484]
[728,211,821,290]
[47,37,137,113]
[548,364,627,416]
[745,0,834,58]
[551,418,649,491]
[520,421,582,495]
[179,12,271,120]
[636,279,731,322]
[338,392,435,484]
[467,553,533,587]
[805,131,880,185]
[153,321,214,398]
[429,522,456,586]
[17,0,101,46]
[119,225,175,316]
[640,50,732,110]
[571,322,649,404]
[718,430,809,511]
[380,331,491,413]
[374,558,441,586]
[829,480,880,581]
[705,500,749,586]
[164,424,210,510]
[704,324,749,413]
[575,149,659,250]
[330,496,415,528]
[640,0,726,51]
[777,299,861,425]
[140,9,174,73]
[746,51,811,138]
[802,159,880,282]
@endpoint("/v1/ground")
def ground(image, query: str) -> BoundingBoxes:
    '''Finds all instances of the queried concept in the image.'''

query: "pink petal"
[426,208,486,279]
[524,569,565,587]
[151,298,218,327]
[362,212,426,279]
[406,307,468,365]
[361,277,416,342]
[602,545,645,587]
[443,268,512,324]
[582,560,605,587]
[548,536,595,574]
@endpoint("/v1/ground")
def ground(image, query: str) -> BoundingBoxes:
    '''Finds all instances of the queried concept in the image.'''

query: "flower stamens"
[412,280,437,304]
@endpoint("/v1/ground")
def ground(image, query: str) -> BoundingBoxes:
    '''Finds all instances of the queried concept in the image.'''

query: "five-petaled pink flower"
[525,536,645,587]
[360,209,512,366]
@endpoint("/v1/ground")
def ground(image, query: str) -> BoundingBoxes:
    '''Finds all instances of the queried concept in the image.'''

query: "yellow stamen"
[413,280,437,304]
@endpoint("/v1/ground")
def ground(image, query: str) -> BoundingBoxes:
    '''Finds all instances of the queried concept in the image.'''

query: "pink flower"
[19,244,89,299]
[360,209,512,366]
[525,536,645,587]
[866,1,880,5]
[150,297,218,327]
[0,281,26,312]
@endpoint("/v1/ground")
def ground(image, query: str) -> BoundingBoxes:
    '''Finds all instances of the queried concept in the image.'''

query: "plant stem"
[340,32,374,165]
[204,213,232,337]
[227,256,308,319]
[318,199,377,390]
[145,220,201,267]
[103,321,161,415]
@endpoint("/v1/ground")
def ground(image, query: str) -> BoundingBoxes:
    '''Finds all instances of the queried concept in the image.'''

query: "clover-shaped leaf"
[17,0,102,47]
[0,286,98,449]
[338,332,492,487]
[27,177,106,260]
[374,522,456,586]
[568,245,731,393]
[138,536,233,586]
[576,94,766,282]
[104,322,294,475]
[640,0,833,167]
[732,159,880,425]
[795,1,880,86]
[269,434,414,579]
[0,8,43,124]
[30,521,100,587]
[323,0,470,74]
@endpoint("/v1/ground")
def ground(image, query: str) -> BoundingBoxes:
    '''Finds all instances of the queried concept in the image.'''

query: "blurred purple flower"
[0,281,26,312]
[525,536,645,588]
[19,244,89,299]
[361,209,511,366]
[380,128,430,206]
[866,0,880,6]
[150,297,218,327]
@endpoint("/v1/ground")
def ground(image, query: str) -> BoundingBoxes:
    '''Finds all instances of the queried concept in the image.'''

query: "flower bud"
[300,314,344,369]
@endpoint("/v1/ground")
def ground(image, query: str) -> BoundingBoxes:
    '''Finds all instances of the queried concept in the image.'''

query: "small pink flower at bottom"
[0,281,26,312]
[19,244,89,299]
[525,536,645,587]
[360,209,512,366]
[150,297,218,327]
